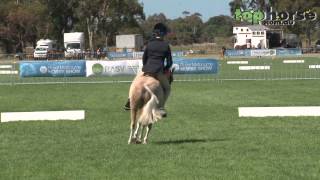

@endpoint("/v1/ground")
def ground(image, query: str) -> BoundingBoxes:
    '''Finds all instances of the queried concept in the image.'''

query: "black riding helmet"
[153,23,168,37]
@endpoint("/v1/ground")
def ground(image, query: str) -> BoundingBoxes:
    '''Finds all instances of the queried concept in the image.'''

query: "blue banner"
[20,60,86,77]
[276,48,302,56]
[173,59,219,74]
[225,49,251,57]
[225,48,302,57]
[107,52,129,59]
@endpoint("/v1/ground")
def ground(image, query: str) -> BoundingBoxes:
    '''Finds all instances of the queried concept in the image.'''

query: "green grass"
[1,80,320,179]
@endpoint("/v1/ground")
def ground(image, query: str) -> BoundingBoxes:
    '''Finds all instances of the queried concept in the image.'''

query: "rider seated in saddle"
[124,23,173,111]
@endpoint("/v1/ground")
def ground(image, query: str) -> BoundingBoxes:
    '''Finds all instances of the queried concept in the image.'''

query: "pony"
[128,70,173,144]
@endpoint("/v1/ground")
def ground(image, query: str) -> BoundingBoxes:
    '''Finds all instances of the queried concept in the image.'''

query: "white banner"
[251,49,276,57]
[86,60,142,77]
[283,60,304,64]
[239,66,270,70]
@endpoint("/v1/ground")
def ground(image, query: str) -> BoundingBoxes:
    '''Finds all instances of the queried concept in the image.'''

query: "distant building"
[233,25,269,49]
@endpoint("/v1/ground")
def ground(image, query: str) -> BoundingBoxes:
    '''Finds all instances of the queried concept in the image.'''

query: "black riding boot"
[123,98,130,110]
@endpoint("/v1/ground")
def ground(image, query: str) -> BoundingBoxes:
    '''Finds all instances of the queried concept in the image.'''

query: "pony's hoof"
[128,138,136,144]
[159,109,167,118]
[135,139,142,144]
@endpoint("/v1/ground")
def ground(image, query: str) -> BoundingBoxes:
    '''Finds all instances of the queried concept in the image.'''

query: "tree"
[76,0,144,50]
[229,0,272,15]
[112,0,145,37]
[229,0,247,15]
[186,13,203,42]
[0,1,43,52]
[269,0,319,47]
[194,12,202,17]
[167,13,203,45]
[182,11,190,17]
[201,15,233,42]
[46,0,79,45]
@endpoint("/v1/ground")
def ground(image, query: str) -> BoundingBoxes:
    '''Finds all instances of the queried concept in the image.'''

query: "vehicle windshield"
[66,43,80,49]
[35,47,47,51]
[316,40,320,45]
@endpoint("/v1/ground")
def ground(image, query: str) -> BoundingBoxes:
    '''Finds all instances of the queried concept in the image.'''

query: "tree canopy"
[0,0,318,53]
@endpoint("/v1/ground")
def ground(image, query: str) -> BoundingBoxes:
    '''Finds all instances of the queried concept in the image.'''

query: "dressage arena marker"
[1,110,85,122]
[0,65,13,69]
[239,66,270,71]
[0,64,17,75]
[227,61,248,65]
[309,65,320,69]
[283,60,304,64]
[239,106,320,117]
[0,70,18,75]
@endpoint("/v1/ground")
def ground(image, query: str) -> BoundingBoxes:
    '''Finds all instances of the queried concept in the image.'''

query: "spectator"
[96,48,101,59]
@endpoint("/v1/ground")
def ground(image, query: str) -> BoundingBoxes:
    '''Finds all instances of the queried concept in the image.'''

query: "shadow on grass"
[153,138,228,145]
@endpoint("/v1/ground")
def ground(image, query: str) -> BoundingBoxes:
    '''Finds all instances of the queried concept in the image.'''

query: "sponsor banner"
[107,52,129,59]
[172,51,186,57]
[225,48,302,57]
[225,49,251,57]
[107,51,187,59]
[86,60,142,77]
[87,58,219,76]
[173,59,219,74]
[251,49,276,56]
[276,48,302,56]
[132,52,144,59]
[20,60,86,77]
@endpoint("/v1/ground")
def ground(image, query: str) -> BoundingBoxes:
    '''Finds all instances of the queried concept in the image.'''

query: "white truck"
[33,39,57,59]
[116,34,143,52]
[64,32,85,59]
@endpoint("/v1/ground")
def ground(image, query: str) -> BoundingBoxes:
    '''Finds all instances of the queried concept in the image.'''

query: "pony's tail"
[144,84,159,104]
[138,84,160,125]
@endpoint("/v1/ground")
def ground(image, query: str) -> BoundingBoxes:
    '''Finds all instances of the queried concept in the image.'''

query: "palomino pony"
[128,70,173,144]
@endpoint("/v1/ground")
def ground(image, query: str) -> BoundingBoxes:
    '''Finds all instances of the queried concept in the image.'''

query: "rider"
[124,23,173,110]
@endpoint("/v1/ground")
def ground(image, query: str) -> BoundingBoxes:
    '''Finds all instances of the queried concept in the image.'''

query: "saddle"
[143,72,158,80]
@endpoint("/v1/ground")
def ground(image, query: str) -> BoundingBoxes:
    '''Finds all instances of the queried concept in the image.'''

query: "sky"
[139,0,232,22]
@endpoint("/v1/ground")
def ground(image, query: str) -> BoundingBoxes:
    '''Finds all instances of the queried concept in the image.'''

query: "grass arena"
[1,56,320,179]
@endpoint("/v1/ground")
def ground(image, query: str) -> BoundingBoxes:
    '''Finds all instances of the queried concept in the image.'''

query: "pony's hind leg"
[143,124,153,144]
[133,122,142,144]
[128,109,138,144]
[128,123,136,144]
[138,125,145,143]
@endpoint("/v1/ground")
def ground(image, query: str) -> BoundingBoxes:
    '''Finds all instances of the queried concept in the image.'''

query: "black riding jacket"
[142,38,173,74]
